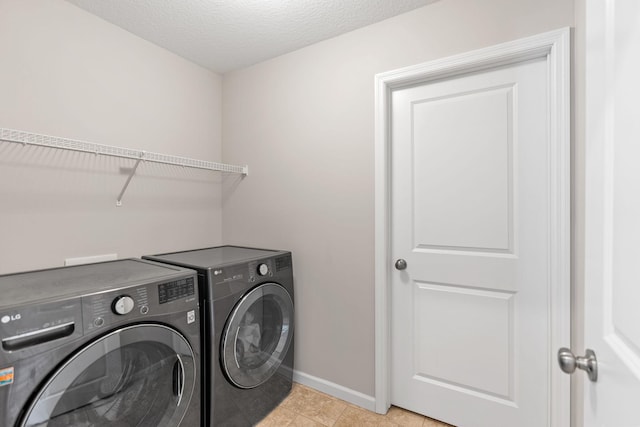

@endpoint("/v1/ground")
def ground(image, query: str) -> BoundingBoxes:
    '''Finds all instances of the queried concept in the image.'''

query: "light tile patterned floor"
[257,383,455,427]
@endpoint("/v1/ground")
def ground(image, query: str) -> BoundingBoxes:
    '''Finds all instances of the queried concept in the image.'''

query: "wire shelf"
[0,127,248,175]
[0,127,248,206]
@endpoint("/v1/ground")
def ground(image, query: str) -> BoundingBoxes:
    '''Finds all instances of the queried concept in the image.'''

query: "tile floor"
[257,383,455,427]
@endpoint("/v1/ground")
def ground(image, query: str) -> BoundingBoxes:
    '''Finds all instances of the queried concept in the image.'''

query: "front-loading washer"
[0,259,201,427]
[144,246,294,427]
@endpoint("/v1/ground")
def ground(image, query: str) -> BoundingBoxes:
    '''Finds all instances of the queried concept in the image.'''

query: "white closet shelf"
[0,127,248,206]
[0,128,248,174]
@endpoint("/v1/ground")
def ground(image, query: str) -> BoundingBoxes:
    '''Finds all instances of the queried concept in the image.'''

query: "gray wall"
[222,0,575,397]
[0,0,223,274]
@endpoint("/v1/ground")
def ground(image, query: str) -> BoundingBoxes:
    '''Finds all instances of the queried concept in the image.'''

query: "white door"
[583,1,640,425]
[388,38,569,426]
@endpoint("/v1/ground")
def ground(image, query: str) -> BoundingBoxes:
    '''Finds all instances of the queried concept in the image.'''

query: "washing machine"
[0,259,201,427]
[144,246,294,427]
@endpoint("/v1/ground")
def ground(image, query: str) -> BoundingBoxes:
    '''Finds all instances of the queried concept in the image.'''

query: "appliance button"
[140,305,149,315]
[257,263,269,276]
[94,317,104,327]
[112,296,135,315]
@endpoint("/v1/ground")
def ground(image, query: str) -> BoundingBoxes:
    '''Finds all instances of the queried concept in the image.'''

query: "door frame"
[373,28,571,425]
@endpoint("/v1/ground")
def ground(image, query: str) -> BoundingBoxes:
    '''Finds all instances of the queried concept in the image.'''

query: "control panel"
[82,276,196,333]
[211,257,288,299]
[0,271,198,361]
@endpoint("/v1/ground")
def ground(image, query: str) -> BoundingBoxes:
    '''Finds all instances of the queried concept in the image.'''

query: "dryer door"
[20,324,195,427]
[221,282,294,389]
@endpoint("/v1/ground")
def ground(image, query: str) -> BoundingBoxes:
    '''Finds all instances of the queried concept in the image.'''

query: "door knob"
[395,259,407,270]
[557,347,598,382]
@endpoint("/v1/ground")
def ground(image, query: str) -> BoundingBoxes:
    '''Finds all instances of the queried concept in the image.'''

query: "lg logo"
[1,314,21,324]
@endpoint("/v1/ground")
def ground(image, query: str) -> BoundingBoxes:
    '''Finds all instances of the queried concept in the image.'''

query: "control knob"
[257,263,269,276]
[112,295,135,315]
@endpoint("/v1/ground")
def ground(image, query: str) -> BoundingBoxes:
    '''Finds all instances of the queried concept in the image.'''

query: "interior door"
[390,54,566,426]
[583,1,640,425]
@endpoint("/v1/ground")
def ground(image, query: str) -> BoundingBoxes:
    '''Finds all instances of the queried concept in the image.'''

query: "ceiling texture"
[65,0,434,74]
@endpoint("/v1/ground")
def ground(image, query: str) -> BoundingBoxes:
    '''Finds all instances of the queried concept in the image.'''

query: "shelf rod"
[0,127,248,175]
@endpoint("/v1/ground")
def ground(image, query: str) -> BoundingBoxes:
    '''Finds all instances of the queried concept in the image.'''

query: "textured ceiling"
[65,0,435,74]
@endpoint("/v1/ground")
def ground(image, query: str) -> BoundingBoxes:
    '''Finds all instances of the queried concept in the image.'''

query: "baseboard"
[292,370,376,412]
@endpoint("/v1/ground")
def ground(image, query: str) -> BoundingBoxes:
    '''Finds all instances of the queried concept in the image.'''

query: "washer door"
[221,283,294,389]
[20,324,196,427]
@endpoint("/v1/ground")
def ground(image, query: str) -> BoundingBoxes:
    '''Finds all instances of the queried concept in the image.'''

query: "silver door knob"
[557,347,598,382]
[395,259,407,270]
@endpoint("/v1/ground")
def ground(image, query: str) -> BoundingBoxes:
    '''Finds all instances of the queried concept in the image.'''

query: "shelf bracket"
[116,153,145,207]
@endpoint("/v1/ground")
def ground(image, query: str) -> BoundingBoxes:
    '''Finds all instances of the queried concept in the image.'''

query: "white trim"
[374,28,571,424]
[293,370,376,412]
[374,52,392,415]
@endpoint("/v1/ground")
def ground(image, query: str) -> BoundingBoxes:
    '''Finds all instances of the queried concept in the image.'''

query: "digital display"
[158,277,195,304]
[276,255,291,271]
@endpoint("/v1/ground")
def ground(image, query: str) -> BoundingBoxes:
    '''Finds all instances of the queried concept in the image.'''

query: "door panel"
[391,57,553,427]
[221,283,294,389]
[20,325,195,427]
[584,0,640,425]
[414,283,514,399]
[412,85,513,252]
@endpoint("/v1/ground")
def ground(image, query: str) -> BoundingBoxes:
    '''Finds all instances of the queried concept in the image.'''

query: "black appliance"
[144,246,294,426]
[0,259,201,427]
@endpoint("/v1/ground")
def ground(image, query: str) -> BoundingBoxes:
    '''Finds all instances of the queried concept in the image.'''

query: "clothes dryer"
[144,246,294,427]
[0,259,201,427]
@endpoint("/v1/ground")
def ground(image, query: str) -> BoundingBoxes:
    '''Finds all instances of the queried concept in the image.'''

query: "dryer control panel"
[210,255,292,300]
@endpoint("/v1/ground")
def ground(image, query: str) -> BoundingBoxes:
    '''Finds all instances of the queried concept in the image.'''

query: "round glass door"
[221,283,294,389]
[20,324,196,427]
